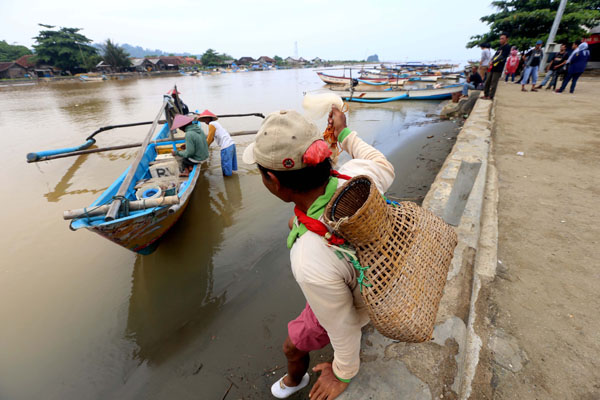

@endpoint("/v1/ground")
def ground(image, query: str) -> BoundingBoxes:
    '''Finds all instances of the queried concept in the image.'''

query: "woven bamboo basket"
[324,175,457,342]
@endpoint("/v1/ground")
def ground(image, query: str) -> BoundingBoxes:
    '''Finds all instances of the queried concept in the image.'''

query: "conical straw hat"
[323,175,457,342]
[171,114,194,131]
[197,109,218,121]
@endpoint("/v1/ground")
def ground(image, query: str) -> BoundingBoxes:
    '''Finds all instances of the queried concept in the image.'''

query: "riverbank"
[0,70,184,86]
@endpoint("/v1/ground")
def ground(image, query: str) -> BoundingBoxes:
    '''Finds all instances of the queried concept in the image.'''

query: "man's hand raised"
[327,105,347,139]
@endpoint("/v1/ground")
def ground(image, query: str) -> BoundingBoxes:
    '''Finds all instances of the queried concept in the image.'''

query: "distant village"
[0,54,335,80]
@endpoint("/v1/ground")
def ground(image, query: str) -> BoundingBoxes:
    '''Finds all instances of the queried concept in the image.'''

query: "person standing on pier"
[197,109,238,176]
[479,43,491,81]
[556,40,590,94]
[482,33,511,100]
[521,40,544,92]
[536,44,569,90]
[504,48,520,82]
[243,108,394,399]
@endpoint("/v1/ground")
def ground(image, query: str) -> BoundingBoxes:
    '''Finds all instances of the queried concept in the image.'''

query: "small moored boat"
[328,84,462,103]
[316,72,393,85]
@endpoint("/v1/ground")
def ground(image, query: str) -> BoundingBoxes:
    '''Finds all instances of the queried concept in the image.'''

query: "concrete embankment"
[469,78,600,399]
[342,76,600,400]
[340,95,496,399]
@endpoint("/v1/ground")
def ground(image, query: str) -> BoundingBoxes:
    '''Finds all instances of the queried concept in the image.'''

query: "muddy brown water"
[0,69,459,399]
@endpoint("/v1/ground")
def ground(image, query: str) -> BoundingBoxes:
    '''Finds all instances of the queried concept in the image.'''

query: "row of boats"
[315,66,464,102]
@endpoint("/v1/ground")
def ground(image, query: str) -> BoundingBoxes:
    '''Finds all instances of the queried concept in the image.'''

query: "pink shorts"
[288,302,330,352]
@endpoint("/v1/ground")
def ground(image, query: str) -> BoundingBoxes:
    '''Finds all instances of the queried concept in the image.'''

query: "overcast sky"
[2,0,493,62]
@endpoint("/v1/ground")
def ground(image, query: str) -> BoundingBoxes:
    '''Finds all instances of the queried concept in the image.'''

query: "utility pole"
[541,0,568,71]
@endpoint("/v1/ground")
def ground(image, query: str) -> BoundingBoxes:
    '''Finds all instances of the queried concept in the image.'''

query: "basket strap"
[294,206,346,245]
[331,170,352,181]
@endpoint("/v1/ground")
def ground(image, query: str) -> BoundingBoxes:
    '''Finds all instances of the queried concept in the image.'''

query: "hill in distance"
[92,43,196,58]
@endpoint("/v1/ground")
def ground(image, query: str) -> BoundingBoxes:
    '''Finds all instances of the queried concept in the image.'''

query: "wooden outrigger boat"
[64,95,197,254]
[54,89,261,254]
[68,126,195,254]
[329,84,462,103]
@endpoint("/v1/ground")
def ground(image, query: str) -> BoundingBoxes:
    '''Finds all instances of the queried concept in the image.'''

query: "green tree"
[219,53,234,62]
[0,40,32,62]
[468,0,600,50]
[101,39,131,70]
[273,55,284,66]
[32,24,98,71]
[84,54,103,71]
[201,48,220,66]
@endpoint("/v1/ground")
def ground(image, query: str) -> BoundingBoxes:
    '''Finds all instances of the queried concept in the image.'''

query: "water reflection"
[126,172,243,364]
[44,154,107,202]
[58,98,111,124]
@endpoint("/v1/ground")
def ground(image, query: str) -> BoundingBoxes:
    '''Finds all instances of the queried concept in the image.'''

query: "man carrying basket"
[243,107,395,399]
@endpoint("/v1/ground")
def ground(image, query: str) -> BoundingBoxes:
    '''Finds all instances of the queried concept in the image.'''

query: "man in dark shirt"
[537,44,569,90]
[462,69,483,97]
[483,33,511,100]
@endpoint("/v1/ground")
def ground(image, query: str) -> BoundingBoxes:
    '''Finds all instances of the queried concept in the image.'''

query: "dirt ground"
[475,77,600,399]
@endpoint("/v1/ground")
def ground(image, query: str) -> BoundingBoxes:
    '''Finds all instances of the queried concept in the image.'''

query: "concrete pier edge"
[338,98,498,399]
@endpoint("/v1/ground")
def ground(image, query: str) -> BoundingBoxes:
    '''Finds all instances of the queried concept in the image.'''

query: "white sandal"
[271,373,310,399]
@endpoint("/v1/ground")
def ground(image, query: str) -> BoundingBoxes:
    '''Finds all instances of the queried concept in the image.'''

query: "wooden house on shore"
[237,57,256,65]
[0,62,27,79]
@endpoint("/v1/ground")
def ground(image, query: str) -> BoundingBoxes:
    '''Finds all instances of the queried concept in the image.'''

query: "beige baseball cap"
[242,110,322,171]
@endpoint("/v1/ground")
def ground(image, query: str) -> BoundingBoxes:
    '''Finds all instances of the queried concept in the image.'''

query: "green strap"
[333,245,372,293]
[334,372,352,383]
[338,127,352,144]
[287,176,339,249]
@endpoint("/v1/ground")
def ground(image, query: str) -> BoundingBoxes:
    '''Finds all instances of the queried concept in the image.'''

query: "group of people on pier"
[463,33,591,99]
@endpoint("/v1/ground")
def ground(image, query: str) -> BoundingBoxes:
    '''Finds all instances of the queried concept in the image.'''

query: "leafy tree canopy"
[32,24,98,71]
[201,49,234,66]
[468,0,600,50]
[201,48,220,66]
[273,55,285,65]
[0,40,32,62]
[101,39,131,70]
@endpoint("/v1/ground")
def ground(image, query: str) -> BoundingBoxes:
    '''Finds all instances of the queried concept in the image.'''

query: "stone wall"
[339,99,495,400]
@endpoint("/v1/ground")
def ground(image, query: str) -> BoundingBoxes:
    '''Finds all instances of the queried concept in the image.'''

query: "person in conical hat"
[242,107,395,399]
[171,114,209,176]
[196,109,237,177]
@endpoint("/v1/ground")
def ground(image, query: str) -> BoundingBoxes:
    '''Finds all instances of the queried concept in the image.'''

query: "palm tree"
[102,39,131,71]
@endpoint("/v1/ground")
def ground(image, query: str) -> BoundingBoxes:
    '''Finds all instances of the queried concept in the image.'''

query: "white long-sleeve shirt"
[289,130,395,380]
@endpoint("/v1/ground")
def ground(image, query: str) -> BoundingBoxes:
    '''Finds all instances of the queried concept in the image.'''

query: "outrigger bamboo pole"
[27,131,258,162]
[105,97,168,221]
[64,195,180,220]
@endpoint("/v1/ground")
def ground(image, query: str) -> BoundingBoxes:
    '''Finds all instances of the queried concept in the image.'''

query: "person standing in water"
[197,109,238,176]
